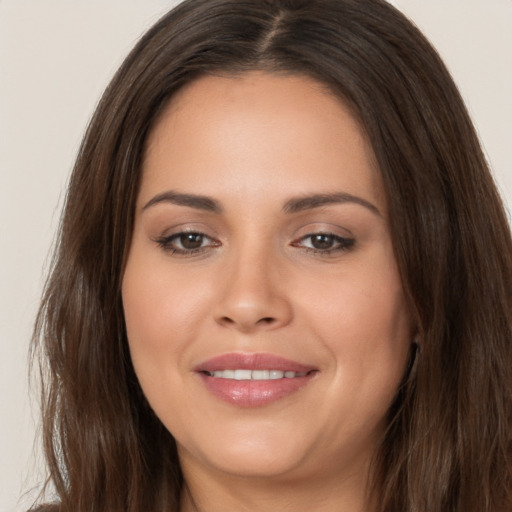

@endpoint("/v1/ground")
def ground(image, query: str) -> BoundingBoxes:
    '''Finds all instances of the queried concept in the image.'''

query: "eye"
[292,232,355,254]
[155,231,220,256]
[176,232,206,250]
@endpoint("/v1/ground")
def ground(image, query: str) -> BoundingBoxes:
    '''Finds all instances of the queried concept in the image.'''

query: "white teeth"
[234,369,252,380]
[207,369,307,380]
[252,370,270,380]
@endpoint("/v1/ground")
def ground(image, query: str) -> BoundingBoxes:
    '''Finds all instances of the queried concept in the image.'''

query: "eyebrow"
[142,191,222,213]
[142,190,381,217]
[283,193,381,217]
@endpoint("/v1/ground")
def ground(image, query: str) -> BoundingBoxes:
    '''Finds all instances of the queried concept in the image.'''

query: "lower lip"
[198,373,315,407]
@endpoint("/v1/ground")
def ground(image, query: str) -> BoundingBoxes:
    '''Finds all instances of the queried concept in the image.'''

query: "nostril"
[258,317,276,324]
[219,315,277,328]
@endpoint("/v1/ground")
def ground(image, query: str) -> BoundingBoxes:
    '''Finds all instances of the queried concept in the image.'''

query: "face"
[122,72,412,485]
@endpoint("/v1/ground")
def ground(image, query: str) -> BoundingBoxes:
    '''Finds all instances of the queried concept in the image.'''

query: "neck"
[179,456,379,512]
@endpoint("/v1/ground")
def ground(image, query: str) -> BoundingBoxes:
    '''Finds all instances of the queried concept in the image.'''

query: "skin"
[122,72,413,512]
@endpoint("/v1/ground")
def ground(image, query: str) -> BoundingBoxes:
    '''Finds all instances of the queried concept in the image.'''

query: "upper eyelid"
[155,228,353,241]
[153,224,356,246]
[291,218,355,235]
[291,232,356,252]
[154,232,220,257]
[161,231,217,244]
[156,224,218,239]
[293,232,354,245]
[292,227,354,241]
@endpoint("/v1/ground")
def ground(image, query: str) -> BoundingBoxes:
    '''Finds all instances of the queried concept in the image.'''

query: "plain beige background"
[1,1,511,511]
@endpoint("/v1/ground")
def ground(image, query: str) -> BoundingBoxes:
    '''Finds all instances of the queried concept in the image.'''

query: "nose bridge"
[215,236,292,331]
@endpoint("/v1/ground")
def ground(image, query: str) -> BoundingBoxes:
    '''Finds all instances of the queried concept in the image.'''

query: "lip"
[195,353,318,407]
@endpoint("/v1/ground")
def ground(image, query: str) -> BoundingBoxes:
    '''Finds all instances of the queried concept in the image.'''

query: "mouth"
[203,369,309,379]
[195,353,318,407]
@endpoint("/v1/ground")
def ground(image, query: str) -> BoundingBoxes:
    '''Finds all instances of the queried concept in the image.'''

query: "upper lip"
[195,352,316,373]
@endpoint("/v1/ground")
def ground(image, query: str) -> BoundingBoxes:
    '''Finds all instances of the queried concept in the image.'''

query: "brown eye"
[179,233,204,250]
[310,234,336,250]
[155,231,219,255]
[291,232,355,255]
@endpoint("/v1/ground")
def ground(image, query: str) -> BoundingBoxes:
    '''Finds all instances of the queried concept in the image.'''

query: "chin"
[176,422,314,479]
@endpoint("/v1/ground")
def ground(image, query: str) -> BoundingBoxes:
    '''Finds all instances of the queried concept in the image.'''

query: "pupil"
[312,234,334,249]
[181,233,203,249]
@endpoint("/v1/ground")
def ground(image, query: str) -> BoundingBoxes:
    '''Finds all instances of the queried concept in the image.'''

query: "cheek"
[123,254,207,346]
[300,255,411,346]
[121,254,210,393]
[121,256,212,425]
[299,255,412,401]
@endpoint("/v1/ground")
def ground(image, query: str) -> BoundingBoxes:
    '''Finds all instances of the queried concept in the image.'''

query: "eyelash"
[155,231,219,256]
[292,232,355,255]
[155,231,355,257]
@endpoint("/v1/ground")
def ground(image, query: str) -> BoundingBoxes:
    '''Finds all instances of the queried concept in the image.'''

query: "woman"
[31,0,512,511]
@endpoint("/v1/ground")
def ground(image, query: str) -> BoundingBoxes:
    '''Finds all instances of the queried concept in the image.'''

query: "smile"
[195,353,317,407]
[205,369,309,380]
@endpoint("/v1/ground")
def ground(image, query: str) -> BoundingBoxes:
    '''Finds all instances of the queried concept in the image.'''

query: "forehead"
[141,71,385,211]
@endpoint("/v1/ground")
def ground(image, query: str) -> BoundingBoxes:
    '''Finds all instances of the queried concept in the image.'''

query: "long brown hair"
[32,1,512,511]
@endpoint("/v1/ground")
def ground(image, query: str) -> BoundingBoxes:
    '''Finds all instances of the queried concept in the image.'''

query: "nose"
[214,247,293,333]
